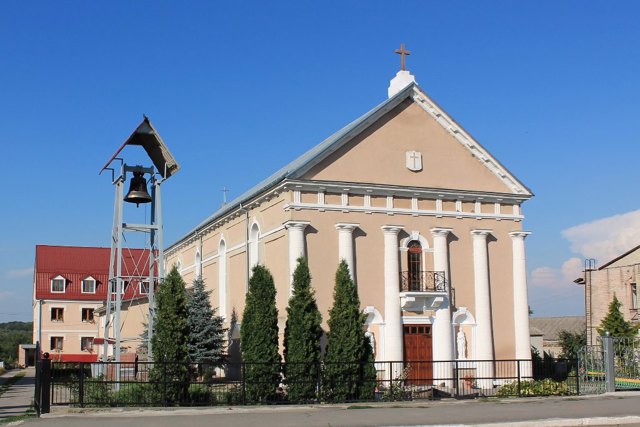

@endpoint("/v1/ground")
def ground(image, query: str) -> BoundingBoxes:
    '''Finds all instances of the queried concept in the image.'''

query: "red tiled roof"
[35,245,150,301]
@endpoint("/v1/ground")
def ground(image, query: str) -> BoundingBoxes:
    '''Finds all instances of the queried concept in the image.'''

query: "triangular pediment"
[293,84,531,197]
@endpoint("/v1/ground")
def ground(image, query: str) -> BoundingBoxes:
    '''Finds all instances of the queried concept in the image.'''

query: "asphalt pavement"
[25,391,640,427]
[0,367,35,421]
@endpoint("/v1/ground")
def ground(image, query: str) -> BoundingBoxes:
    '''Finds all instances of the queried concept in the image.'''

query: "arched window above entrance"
[408,241,422,291]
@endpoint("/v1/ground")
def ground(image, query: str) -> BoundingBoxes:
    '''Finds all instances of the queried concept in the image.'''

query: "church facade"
[165,67,533,379]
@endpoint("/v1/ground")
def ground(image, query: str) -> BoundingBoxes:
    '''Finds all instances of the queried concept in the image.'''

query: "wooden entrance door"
[403,324,433,385]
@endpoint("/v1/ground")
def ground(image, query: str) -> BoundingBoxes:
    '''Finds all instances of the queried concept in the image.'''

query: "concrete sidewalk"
[0,368,35,421]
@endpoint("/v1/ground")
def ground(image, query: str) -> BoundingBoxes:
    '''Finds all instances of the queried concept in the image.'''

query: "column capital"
[381,225,404,235]
[283,220,310,231]
[335,223,359,232]
[471,229,493,239]
[430,227,453,237]
[509,231,532,240]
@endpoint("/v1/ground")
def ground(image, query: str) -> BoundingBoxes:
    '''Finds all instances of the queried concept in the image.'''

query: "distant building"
[33,245,148,362]
[582,246,640,344]
[529,316,585,357]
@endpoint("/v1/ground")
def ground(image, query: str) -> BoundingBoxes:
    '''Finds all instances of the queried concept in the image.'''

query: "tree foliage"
[187,277,227,369]
[0,322,32,366]
[241,265,281,402]
[597,294,639,339]
[557,330,586,359]
[149,266,191,404]
[322,260,376,402]
[283,257,323,402]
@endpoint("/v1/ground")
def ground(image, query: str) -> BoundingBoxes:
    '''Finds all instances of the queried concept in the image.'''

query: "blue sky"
[1,1,639,322]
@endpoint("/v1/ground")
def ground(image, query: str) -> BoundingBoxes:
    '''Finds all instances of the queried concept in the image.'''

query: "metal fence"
[42,357,578,408]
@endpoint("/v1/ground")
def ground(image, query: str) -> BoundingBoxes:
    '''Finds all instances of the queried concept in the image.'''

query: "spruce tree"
[283,257,323,402]
[149,266,191,405]
[597,294,639,338]
[240,265,281,402]
[187,278,227,376]
[322,260,376,402]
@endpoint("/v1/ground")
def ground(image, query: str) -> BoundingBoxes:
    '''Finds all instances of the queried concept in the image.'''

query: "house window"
[81,308,94,322]
[51,277,65,293]
[632,283,638,310]
[139,280,149,295]
[82,278,96,293]
[51,307,64,322]
[407,241,422,291]
[81,337,94,352]
[110,280,127,295]
[50,336,63,351]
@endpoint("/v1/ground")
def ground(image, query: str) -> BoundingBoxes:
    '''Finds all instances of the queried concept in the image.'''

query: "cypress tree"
[240,265,281,402]
[283,257,323,402]
[597,294,639,338]
[187,278,227,374]
[322,260,376,402]
[149,266,191,405]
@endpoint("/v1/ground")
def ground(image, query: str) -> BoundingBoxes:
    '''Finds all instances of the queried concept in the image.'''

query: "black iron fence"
[38,357,578,410]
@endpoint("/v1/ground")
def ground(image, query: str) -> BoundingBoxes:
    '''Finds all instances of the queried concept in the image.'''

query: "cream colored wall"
[304,100,512,194]
[41,300,101,355]
[292,208,522,359]
[590,264,640,339]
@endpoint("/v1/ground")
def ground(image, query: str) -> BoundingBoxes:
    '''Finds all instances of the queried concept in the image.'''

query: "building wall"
[589,263,640,341]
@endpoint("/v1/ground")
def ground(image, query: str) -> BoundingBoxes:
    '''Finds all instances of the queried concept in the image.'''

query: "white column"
[431,227,454,386]
[471,229,495,389]
[382,225,404,378]
[335,223,358,280]
[510,231,532,362]
[284,221,310,292]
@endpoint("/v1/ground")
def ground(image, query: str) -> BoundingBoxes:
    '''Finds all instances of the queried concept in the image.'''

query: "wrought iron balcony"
[400,271,447,293]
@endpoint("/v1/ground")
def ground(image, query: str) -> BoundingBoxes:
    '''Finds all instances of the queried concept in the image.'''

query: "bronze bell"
[124,171,152,206]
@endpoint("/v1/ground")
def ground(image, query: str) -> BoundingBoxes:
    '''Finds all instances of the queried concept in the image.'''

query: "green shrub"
[496,378,571,397]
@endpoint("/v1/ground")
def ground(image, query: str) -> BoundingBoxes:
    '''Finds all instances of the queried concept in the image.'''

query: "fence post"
[603,334,616,393]
[316,360,322,404]
[575,359,580,396]
[40,354,51,414]
[241,363,247,405]
[162,362,167,406]
[454,359,459,399]
[516,360,521,397]
[79,362,85,407]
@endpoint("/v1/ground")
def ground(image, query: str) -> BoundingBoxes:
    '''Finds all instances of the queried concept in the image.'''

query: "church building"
[165,50,534,383]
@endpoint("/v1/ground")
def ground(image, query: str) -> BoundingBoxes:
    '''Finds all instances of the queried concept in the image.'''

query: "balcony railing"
[400,271,447,293]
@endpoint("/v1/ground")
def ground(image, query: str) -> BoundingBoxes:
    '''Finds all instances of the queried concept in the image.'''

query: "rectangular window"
[51,278,65,293]
[51,307,64,322]
[110,280,127,295]
[81,308,94,322]
[82,278,96,293]
[139,280,149,295]
[632,283,638,310]
[81,337,94,352]
[50,336,63,351]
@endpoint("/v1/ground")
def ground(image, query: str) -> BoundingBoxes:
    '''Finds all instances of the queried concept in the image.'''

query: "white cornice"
[410,86,532,197]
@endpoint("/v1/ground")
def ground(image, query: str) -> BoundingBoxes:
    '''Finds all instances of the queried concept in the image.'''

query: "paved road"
[25,392,640,427]
[0,368,34,420]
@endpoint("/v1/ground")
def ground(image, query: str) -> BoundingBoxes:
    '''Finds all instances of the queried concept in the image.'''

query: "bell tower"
[100,116,180,365]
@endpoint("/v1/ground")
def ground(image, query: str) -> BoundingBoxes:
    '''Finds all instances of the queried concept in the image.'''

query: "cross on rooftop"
[395,44,411,71]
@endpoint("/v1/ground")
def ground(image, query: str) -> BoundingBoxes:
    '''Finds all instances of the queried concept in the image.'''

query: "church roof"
[169,82,532,249]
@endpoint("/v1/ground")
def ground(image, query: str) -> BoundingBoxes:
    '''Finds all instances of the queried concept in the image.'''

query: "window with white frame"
[82,277,96,293]
[51,276,65,293]
[81,337,94,352]
[51,307,64,322]
[632,283,638,310]
[81,308,94,322]
[249,222,260,269]
[110,280,127,295]
[50,336,63,351]
[139,280,150,295]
